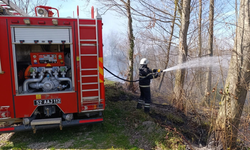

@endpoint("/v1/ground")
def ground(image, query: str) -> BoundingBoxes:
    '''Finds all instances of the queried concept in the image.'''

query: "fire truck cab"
[0,4,105,133]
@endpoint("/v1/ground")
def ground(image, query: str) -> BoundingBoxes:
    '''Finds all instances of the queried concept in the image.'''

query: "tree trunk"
[203,0,214,106]
[198,0,202,96]
[158,0,178,91]
[198,0,202,59]
[213,0,250,148]
[126,0,135,91]
[173,0,191,111]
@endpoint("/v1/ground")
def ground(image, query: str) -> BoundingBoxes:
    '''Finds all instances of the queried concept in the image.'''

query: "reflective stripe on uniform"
[139,75,146,78]
[145,103,150,107]
[153,74,156,79]
[139,85,150,87]
[138,100,144,104]
[151,73,156,79]
[139,73,154,79]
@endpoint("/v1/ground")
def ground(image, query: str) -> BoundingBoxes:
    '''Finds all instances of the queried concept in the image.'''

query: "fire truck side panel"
[0,18,15,118]
[82,84,98,90]
[77,19,105,112]
[75,19,81,113]
[81,70,98,75]
[5,17,80,117]
[14,92,77,118]
[8,19,17,96]
[79,27,96,40]
[73,20,80,113]
[80,45,97,54]
[79,19,96,25]
[97,20,105,108]
[81,56,97,68]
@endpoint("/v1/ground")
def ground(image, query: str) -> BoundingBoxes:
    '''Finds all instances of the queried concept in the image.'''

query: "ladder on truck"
[77,6,102,105]
[0,0,28,16]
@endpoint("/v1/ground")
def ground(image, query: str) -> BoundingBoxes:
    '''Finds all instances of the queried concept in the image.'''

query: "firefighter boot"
[144,107,150,113]
[144,103,150,113]
[136,100,143,109]
[136,103,142,109]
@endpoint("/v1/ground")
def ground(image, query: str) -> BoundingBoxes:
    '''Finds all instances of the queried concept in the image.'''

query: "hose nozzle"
[157,69,163,73]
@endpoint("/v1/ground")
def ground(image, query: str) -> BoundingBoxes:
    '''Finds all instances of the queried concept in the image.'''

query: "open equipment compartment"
[11,26,75,95]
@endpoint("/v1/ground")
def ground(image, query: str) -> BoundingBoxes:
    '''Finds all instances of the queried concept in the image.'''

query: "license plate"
[34,99,61,106]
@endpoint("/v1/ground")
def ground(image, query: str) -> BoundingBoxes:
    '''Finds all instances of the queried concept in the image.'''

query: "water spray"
[162,56,230,72]
[104,56,230,82]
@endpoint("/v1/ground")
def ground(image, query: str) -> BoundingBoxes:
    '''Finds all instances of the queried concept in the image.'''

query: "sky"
[48,0,126,37]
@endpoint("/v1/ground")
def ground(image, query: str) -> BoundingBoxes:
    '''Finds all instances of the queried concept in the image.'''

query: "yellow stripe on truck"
[99,57,103,63]
[99,57,104,83]
[99,67,103,76]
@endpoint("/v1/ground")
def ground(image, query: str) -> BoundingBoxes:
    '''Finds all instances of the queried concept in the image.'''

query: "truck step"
[31,118,62,126]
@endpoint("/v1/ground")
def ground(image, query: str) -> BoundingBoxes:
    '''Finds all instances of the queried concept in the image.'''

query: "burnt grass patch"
[106,82,210,147]
[150,105,210,146]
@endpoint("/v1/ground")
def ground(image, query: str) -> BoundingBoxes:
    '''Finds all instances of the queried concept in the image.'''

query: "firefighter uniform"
[137,64,160,113]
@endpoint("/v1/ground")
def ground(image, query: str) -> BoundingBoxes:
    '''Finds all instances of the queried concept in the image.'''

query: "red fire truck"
[0,3,105,133]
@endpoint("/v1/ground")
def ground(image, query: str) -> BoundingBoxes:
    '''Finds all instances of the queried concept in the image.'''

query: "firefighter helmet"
[140,58,149,65]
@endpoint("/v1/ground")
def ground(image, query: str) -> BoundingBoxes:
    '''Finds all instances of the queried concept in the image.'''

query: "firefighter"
[137,58,162,113]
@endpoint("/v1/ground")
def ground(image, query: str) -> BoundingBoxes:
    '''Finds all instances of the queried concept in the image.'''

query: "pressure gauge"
[33,55,37,58]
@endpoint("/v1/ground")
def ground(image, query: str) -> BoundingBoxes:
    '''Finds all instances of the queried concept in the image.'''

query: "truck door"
[0,18,15,118]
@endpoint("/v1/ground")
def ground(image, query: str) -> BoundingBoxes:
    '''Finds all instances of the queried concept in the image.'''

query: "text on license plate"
[34,99,61,106]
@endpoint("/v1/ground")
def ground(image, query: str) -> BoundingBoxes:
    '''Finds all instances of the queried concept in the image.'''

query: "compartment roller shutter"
[13,28,71,44]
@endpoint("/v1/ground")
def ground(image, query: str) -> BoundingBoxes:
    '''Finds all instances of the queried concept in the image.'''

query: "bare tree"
[212,0,250,148]
[203,0,214,106]
[197,0,202,94]
[92,0,135,91]
[158,0,178,91]
[198,0,202,59]
[173,0,191,111]
[124,0,135,91]
[11,0,48,15]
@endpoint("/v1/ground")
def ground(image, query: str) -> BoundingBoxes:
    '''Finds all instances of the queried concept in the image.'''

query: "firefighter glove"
[154,72,160,78]
[157,72,161,77]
